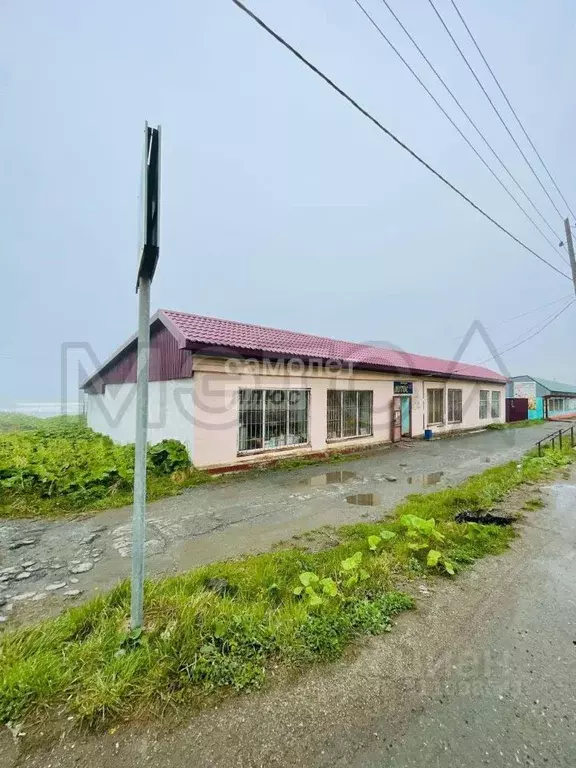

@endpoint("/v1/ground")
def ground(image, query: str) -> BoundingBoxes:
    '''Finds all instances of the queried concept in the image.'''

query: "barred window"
[479,390,489,419]
[448,389,462,423]
[327,390,373,440]
[427,388,444,425]
[491,391,501,418]
[238,389,309,452]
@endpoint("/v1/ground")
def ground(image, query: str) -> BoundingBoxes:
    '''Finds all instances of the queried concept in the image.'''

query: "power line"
[230,0,572,282]
[426,0,566,223]
[375,0,566,262]
[351,0,569,267]
[450,293,574,341]
[448,0,576,223]
[458,298,575,370]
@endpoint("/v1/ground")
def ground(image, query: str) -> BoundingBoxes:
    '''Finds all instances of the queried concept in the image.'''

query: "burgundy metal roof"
[160,310,506,383]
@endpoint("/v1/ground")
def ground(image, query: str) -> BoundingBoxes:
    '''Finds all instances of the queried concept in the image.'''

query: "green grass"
[0,413,86,434]
[0,419,213,519]
[486,419,547,430]
[0,443,572,729]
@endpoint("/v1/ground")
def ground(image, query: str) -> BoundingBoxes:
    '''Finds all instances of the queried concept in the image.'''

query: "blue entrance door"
[401,396,411,436]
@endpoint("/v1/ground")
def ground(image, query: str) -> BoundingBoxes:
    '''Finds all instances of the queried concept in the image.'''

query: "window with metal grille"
[448,389,462,423]
[479,390,489,419]
[427,388,444,425]
[238,389,309,452]
[491,391,501,418]
[326,390,373,440]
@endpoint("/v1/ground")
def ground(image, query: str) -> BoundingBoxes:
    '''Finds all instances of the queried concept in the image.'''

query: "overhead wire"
[450,293,574,341]
[351,0,569,266]
[448,0,576,224]
[426,0,567,224]
[375,0,567,263]
[455,298,575,371]
[230,0,572,282]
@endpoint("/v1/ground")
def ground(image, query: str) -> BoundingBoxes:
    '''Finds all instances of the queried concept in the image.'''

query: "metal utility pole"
[131,123,161,630]
[564,218,576,297]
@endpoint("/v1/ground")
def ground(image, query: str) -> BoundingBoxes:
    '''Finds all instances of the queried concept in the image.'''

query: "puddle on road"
[300,470,357,487]
[406,471,445,486]
[346,493,382,506]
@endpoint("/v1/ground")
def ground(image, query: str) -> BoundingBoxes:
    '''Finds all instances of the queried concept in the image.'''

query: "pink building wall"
[191,356,506,470]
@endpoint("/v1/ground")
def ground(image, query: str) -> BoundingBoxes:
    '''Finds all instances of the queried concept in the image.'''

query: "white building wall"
[86,379,195,458]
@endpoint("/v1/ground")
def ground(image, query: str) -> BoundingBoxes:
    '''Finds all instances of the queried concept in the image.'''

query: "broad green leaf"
[367,535,381,551]
[379,530,397,541]
[443,560,455,576]
[299,571,319,587]
[359,568,370,581]
[341,551,363,571]
[426,549,442,567]
[213,620,226,639]
[293,585,304,596]
[308,592,323,606]
[320,577,338,596]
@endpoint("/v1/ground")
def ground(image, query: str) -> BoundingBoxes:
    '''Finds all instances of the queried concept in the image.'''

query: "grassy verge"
[0,444,573,728]
[487,419,547,430]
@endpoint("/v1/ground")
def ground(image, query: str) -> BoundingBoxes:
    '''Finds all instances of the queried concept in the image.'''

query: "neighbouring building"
[507,375,576,421]
[81,311,507,470]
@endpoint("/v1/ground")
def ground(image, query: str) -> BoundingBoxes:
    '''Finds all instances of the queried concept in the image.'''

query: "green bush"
[0,421,192,514]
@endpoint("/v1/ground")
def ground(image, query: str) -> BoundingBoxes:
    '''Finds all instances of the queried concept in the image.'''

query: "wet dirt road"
[2,455,574,767]
[0,423,568,627]
[350,479,576,768]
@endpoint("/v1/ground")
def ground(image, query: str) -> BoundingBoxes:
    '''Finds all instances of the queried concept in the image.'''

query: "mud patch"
[455,510,514,526]
[406,471,444,486]
[300,471,357,487]
[346,493,382,507]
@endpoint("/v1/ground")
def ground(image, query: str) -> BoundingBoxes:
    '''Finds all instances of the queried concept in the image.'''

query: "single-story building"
[82,310,507,470]
[507,375,576,421]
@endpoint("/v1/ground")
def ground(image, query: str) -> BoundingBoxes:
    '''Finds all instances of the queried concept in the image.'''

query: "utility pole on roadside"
[564,218,576,297]
[131,123,161,630]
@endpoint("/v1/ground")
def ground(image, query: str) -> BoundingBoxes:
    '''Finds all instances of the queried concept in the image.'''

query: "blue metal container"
[424,429,433,441]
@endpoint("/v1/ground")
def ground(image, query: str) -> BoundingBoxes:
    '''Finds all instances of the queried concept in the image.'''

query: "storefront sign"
[394,381,413,395]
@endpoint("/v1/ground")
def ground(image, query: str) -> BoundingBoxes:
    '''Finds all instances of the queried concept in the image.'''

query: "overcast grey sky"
[1,0,575,409]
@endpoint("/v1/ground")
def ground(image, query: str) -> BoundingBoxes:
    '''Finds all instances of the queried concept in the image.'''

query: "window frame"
[237,388,310,454]
[479,390,489,420]
[426,387,445,426]
[447,388,463,424]
[490,390,501,419]
[326,390,373,441]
